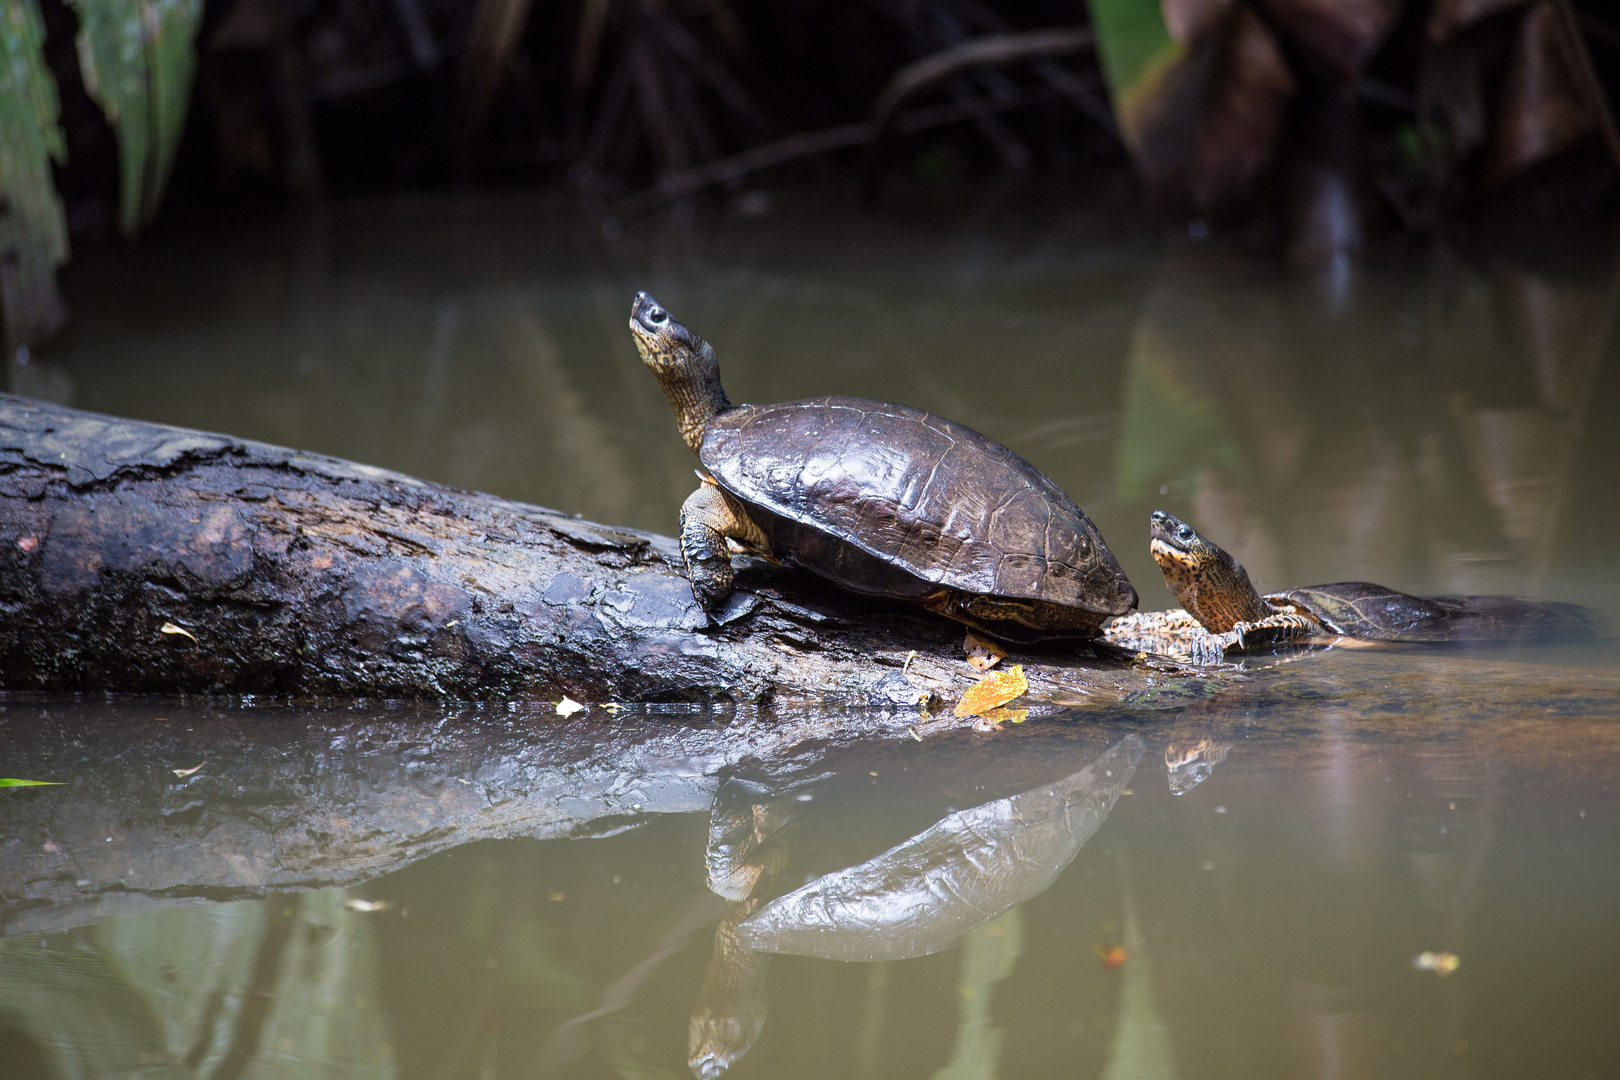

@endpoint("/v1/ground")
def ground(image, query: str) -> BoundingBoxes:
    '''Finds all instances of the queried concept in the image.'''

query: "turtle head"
[631,292,730,455]
[1149,511,1209,564]
[1148,511,1269,633]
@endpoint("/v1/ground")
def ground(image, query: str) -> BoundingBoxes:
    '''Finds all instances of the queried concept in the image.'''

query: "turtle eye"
[648,308,668,324]
[1176,526,1194,543]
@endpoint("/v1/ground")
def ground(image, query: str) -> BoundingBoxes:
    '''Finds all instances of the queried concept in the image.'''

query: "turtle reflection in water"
[1104,511,1595,664]
[630,293,1138,640]
[1164,735,1230,795]
[684,737,1142,1078]
[688,787,796,1080]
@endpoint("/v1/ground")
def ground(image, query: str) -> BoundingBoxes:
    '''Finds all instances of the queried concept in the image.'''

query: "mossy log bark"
[0,394,1208,707]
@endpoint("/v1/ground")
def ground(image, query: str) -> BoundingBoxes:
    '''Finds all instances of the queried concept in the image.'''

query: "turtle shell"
[1274,582,1594,643]
[700,396,1136,624]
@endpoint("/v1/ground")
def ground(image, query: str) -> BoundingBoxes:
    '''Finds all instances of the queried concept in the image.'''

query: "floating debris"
[160,622,198,643]
[342,898,392,913]
[556,696,587,718]
[954,664,1028,717]
[1096,944,1128,970]
[1414,951,1460,976]
[170,760,205,778]
[1,778,62,788]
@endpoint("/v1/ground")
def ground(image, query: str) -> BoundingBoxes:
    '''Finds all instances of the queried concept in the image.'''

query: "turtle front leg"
[680,479,769,611]
[1216,612,1315,656]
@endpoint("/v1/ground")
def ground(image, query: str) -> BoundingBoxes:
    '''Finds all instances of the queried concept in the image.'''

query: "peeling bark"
[0,394,1208,706]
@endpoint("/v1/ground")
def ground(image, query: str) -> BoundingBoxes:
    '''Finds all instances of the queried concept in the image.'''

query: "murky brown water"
[4,191,1620,1078]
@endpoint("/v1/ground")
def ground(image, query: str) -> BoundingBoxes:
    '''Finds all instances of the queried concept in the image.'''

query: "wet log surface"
[0,394,1209,708]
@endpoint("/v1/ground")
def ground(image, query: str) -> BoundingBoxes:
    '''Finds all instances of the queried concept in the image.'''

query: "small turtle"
[1104,511,1594,663]
[629,293,1138,638]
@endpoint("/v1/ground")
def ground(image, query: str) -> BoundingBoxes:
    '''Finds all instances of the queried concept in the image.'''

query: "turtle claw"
[1189,636,1231,666]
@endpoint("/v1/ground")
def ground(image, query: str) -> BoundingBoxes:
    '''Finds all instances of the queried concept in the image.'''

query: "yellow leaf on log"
[954,664,1028,717]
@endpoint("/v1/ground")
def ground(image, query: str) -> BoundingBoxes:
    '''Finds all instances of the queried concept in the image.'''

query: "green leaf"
[0,0,70,347]
[66,0,204,234]
[1,777,63,787]
[1085,0,1180,104]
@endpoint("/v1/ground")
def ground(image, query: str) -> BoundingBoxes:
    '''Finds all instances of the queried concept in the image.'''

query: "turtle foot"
[687,562,735,613]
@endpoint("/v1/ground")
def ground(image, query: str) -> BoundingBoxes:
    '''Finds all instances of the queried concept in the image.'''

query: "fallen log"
[0,394,1207,706]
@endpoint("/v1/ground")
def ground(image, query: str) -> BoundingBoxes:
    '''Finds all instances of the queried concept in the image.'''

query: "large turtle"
[1104,511,1594,663]
[628,292,1138,638]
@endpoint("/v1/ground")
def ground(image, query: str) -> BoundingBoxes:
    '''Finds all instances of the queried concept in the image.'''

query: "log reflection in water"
[0,702,885,937]
[0,700,1163,939]
[738,735,1143,962]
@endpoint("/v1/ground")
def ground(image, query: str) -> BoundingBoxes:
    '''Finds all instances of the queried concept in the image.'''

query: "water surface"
[4,192,1620,1078]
